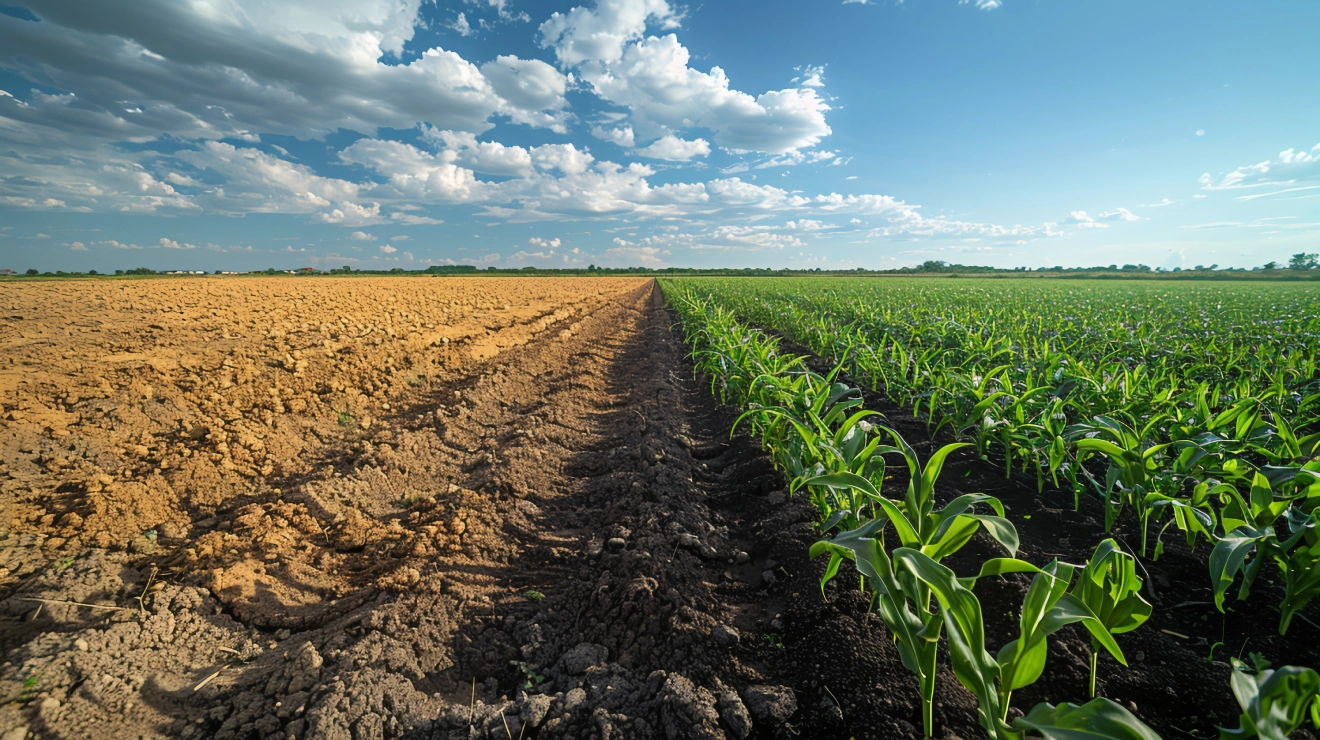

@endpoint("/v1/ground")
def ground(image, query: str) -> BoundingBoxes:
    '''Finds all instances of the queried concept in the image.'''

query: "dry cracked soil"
[0,278,866,740]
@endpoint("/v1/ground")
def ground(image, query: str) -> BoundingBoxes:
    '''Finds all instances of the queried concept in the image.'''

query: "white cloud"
[159,237,196,249]
[792,65,826,88]
[422,128,535,177]
[1279,145,1320,165]
[590,125,636,147]
[637,134,710,161]
[379,244,397,253]
[1098,207,1139,222]
[606,244,667,265]
[1200,143,1320,192]
[391,211,445,225]
[69,241,86,250]
[960,0,1002,8]
[0,0,570,156]
[539,0,680,66]
[580,34,831,154]
[479,55,570,132]
[541,1,829,155]
[785,219,835,231]
[529,237,562,248]
[451,12,475,36]
[1061,211,1106,229]
[349,231,377,241]
[1140,198,1173,208]
[339,138,487,203]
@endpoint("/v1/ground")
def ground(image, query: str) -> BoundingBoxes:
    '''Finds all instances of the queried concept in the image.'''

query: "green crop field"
[661,277,1320,740]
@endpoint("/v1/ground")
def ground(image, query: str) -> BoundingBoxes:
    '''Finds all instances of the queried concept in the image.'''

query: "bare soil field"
[0,278,842,739]
[10,276,1260,740]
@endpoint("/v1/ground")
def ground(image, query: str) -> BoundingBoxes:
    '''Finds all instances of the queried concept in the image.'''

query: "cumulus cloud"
[541,0,830,155]
[422,128,536,177]
[0,0,571,154]
[479,55,570,132]
[636,135,710,161]
[1199,142,1320,200]
[339,138,488,203]
[1060,211,1106,229]
[590,125,636,147]
[69,241,86,250]
[1098,208,1140,222]
[539,0,680,66]
[529,237,562,247]
[379,244,397,254]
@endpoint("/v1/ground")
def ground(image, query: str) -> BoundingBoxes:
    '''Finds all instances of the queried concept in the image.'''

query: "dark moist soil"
[769,339,1320,740]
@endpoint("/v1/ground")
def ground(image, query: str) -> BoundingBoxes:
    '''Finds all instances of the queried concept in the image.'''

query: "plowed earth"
[7,276,1290,740]
[0,278,840,740]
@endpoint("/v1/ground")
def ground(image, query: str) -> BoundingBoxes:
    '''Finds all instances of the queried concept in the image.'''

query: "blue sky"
[1,0,1317,271]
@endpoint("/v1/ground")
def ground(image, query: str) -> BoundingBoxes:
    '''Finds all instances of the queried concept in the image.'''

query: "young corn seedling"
[1209,469,1320,634]
[811,428,1019,738]
[811,427,1019,601]
[1219,658,1320,740]
[1069,539,1152,697]
[1070,414,1173,555]
[894,548,1153,740]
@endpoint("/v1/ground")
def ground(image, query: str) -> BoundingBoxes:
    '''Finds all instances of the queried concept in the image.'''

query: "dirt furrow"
[0,282,860,739]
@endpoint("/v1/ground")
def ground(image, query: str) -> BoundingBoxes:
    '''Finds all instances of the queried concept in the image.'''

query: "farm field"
[2,277,840,739]
[2,274,1319,740]
[661,277,1320,739]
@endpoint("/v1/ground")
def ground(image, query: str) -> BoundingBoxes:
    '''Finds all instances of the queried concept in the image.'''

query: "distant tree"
[1263,261,1279,270]
[115,269,124,275]
[918,260,948,272]
[88,269,98,275]
[25,269,38,276]
[1289,253,1318,270]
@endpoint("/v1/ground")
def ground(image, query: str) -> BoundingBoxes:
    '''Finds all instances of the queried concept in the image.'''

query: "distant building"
[0,269,15,275]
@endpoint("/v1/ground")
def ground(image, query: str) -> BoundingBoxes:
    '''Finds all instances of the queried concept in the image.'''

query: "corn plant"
[810,433,1020,738]
[1013,700,1161,740]
[658,277,1320,740]
[1219,658,1320,740]
[1209,469,1320,634]
[1069,415,1173,555]
[892,548,1153,740]
[1069,539,1152,697]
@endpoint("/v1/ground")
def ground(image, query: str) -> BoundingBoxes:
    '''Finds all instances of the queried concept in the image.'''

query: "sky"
[0,0,1317,272]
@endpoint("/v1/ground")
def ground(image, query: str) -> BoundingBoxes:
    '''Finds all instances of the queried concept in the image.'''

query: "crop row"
[667,277,1320,640]
[660,279,1320,740]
